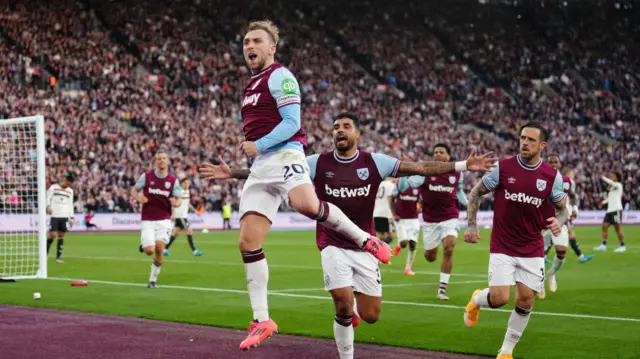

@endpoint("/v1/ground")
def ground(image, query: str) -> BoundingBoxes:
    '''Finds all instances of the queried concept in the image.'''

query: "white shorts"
[488,253,545,293]
[396,219,420,242]
[543,225,569,248]
[239,150,312,222]
[423,218,459,250]
[141,220,172,248]
[321,246,382,297]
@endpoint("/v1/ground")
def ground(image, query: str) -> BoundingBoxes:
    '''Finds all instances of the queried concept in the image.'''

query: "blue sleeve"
[371,153,402,178]
[392,185,399,196]
[172,179,183,197]
[306,154,319,180]
[255,68,302,153]
[481,162,500,190]
[135,173,146,190]
[457,176,468,206]
[397,175,424,191]
[549,171,566,202]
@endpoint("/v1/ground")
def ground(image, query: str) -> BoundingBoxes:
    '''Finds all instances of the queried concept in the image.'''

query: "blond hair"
[247,20,279,45]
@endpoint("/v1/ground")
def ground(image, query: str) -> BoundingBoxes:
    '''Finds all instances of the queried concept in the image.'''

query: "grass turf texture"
[1,226,639,359]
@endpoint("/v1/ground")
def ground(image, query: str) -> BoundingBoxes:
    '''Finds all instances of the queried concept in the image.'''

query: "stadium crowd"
[0,0,637,214]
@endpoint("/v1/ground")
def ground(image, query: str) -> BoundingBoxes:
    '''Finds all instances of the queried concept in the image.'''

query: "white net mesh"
[0,117,44,279]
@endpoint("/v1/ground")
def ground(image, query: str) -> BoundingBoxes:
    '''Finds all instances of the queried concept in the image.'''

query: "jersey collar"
[334,150,360,163]
[517,155,542,171]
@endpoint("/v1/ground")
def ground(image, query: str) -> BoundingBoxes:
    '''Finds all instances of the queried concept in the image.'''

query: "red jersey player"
[130,150,182,288]
[463,122,569,359]
[201,111,498,355]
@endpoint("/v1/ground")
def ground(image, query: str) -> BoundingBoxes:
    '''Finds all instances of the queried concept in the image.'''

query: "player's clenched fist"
[239,141,259,157]
[464,226,480,243]
[546,217,561,237]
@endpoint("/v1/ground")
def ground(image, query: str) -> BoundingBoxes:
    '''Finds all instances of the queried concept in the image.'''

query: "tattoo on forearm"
[397,161,455,177]
[467,182,490,228]
[232,169,250,180]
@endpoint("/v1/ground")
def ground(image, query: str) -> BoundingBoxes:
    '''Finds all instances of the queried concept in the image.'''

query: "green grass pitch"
[1,226,639,358]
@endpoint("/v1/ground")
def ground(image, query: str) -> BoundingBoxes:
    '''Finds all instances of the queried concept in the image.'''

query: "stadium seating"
[0,0,637,212]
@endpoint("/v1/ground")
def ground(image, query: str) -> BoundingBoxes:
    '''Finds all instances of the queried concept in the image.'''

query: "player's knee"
[555,248,567,259]
[408,241,416,251]
[515,296,534,311]
[143,247,154,255]
[359,307,380,324]
[332,296,354,317]
[424,250,436,262]
[290,194,320,219]
[443,245,454,258]
[489,291,509,308]
[399,240,408,248]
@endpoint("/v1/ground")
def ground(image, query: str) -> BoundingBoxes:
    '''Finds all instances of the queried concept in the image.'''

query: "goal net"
[0,116,47,280]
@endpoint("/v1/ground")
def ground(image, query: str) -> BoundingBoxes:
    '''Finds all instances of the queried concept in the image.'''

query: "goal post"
[0,115,47,280]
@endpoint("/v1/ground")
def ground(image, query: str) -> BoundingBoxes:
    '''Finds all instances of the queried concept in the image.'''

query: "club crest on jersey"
[449,176,456,184]
[165,182,171,189]
[536,179,547,191]
[357,168,369,180]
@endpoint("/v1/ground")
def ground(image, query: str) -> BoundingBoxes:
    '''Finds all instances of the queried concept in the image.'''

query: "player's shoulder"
[538,161,559,178]
[48,183,60,189]
[268,64,297,82]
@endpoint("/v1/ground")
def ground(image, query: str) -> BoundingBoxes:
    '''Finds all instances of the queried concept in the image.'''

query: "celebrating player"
[594,172,626,253]
[200,112,496,352]
[130,150,182,288]
[463,122,569,359]
[373,178,397,245]
[164,178,203,257]
[46,172,75,264]
[538,155,593,299]
[397,144,468,300]
[389,182,420,276]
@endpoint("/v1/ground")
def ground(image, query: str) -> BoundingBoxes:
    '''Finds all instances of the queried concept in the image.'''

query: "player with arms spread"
[397,144,468,300]
[46,172,75,263]
[164,178,204,257]
[389,179,420,276]
[200,112,497,354]
[594,171,626,253]
[130,150,182,288]
[463,122,569,359]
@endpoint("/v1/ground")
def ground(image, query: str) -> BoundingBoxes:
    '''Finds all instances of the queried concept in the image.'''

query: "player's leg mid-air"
[424,231,456,300]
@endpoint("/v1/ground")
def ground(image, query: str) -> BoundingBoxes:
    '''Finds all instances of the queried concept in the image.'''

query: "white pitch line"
[61,255,488,278]
[47,277,640,323]
[269,280,488,293]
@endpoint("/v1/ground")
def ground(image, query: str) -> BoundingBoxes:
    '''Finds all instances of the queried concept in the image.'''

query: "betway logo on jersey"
[325,184,371,198]
[428,184,454,193]
[504,190,543,208]
[243,93,261,107]
[399,195,418,201]
[149,188,171,197]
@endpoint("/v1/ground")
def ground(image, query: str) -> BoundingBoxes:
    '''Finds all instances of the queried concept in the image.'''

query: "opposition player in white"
[46,172,75,263]
[131,150,182,288]
[594,172,626,253]
[464,122,569,359]
[374,178,397,245]
[398,144,468,300]
[164,178,204,257]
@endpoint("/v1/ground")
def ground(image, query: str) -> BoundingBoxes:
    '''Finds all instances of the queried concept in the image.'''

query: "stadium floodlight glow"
[0,115,47,280]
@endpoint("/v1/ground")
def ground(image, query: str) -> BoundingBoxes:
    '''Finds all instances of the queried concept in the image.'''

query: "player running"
[538,155,593,299]
[397,144,468,300]
[463,122,569,359]
[389,182,420,276]
[200,111,497,352]
[373,178,397,245]
[46,172,75,263]
[131,150,182,288]
[164,178,204,257]
[594,172,626,253]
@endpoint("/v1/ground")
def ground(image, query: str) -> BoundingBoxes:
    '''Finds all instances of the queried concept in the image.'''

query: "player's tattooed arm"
[397,161,455,177]
[464,182,491,243]
[553,197,570,227]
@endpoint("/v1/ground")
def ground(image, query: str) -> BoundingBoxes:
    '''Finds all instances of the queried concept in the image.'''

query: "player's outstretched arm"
[396,148,496,177]
[464,181,491,243]
[200,156,250,180]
